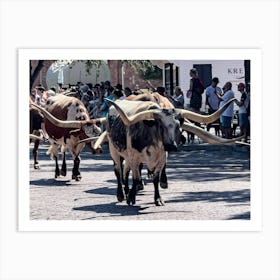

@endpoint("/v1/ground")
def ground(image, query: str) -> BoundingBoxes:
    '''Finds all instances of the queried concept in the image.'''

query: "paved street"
[29,140,250,220]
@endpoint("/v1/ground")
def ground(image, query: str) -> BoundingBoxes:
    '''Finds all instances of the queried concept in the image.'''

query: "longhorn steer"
[105,98,242,206]
[31,95,104,180]
[106,99,183,206]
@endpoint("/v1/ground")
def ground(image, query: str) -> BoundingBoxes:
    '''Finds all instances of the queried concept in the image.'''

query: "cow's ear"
[143,120,156,127]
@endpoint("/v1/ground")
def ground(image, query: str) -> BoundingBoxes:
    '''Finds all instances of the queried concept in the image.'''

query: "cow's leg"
[127,167,141,206]
[123,163,130,199]
[108,143,125,202]
[72,156,81,181]
[114,158,125,202]
[120,157,125,185]
[159,164,168,189]
[60,151,67,176]
[33,139,40,169]
[138,163,144,191]
[54,155,60,178]
[153,171,165,206]
[48,143,60,178]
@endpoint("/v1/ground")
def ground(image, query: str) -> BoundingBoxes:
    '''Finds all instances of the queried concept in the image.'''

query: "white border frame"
[19,48,262,232]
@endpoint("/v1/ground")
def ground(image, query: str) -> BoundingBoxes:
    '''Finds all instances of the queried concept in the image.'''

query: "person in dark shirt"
[188,68,204,112]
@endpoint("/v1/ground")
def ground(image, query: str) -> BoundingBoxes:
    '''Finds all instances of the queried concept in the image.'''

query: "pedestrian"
[119,87,133,100]
[218,82,235,139]
[205,77,222,133]
[186,68,204,143]
[168,86,184,109]
[156,86,166,96]
[100,85,115,117]
[235,82,250,142]
[187,68,204,113]
[35,85,46,106]
[80,84,90,106]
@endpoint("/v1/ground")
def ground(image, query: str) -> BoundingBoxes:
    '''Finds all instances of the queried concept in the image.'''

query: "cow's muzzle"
[164,141,178,152]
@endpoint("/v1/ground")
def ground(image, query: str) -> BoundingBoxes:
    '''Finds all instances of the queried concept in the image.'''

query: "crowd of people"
[187,68,250,142]
[30,69,250,143]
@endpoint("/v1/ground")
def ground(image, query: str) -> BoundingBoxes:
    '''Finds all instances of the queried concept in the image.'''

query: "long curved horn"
[31,102,107,129]
[30,102,83,129]
[178,98,236,124]
[105,98,161,126]
[76,136,100,145]
[182,122,243,145]
[29,134,43,141]
[93,131,108,149]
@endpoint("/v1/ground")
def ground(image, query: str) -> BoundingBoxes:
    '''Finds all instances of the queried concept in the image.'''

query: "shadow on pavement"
[73,202,191,219]
[168,189,250,204]
[73,202,143,217]
[30,178,71,187]
[228,211,250,220]
[85,187,116,196]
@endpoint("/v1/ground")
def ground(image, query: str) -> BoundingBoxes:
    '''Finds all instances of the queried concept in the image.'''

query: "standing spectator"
[188,68,204,113]
[80,84,90,105]
[186,68,204,143]
[104,80,111,98]
[35,85,46,106]
[156,86,166,96]
[235,82,250,142]
[168,86,184,109]
[205,77,222,132]
[120,87,133,100]
[218,82,235,139]
[100,86,115,117]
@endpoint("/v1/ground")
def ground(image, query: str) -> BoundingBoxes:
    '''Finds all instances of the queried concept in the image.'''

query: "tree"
[30,60,45,92]
[123,60,162,80]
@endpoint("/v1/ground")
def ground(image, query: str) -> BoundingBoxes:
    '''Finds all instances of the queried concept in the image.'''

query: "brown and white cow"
[31,95,105,180]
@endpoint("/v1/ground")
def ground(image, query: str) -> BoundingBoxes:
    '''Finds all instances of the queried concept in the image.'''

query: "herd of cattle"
[30,92,242,206]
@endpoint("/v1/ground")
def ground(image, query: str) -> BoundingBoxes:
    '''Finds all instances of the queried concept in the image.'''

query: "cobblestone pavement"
[29,141,250,220]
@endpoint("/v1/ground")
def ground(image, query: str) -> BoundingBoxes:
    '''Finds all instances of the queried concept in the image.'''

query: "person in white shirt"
[205,77,222,133]
[235,82,250,142]
[218,82,235,139]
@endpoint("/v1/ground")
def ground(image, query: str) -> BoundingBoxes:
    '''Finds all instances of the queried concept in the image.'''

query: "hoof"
[34,163,40,169]
[55,169,60,178]
[72,175,82,181]
[160,182,168,189]
[137,183,144,191]
[127,194,136,205]
[155,198,165,206]
[117,193,124,202]
[60,170,66,177]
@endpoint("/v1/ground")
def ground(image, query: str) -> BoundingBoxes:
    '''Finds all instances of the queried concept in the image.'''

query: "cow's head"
[105,99,183,152]
[30,102,104,137]
[153,109,183,151]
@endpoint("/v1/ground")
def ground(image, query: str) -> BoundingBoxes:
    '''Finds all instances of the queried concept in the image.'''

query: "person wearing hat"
[235,82,250,142]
